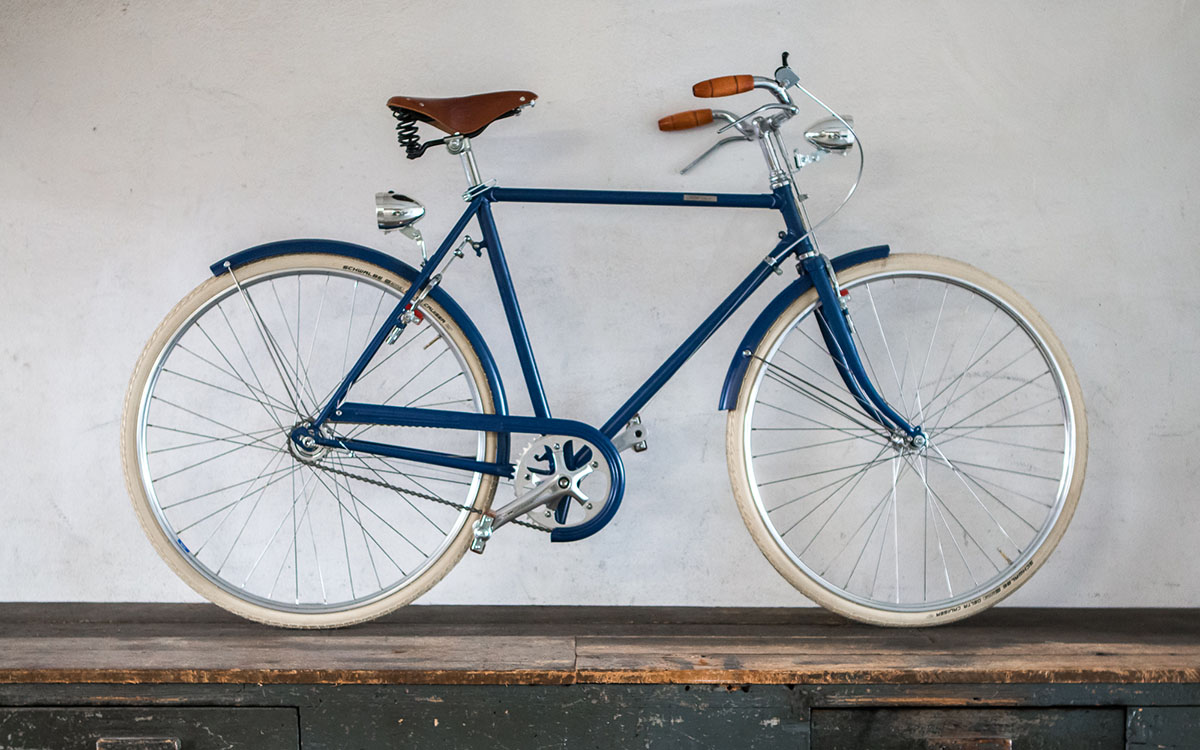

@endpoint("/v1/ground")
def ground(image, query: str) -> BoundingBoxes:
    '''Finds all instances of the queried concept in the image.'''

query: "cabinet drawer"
[0,708,298,750]
[812,708,1123,750]
[1127,707,1200,749]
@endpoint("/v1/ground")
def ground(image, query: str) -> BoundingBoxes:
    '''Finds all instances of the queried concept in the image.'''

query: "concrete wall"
[2,0,1197,606]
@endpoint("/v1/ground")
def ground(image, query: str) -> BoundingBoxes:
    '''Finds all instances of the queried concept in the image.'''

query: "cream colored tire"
[122,253,499,628]
[727,254,1086,626]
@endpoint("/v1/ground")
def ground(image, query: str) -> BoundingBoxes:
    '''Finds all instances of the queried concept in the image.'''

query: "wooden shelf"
[2,605,1197,686]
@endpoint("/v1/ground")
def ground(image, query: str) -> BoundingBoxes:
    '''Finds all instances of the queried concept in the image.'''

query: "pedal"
[614,414,648,453]
[470,515,494,554]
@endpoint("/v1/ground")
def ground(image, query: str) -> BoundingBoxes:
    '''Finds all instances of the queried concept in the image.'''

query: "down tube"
[600,235,804,437]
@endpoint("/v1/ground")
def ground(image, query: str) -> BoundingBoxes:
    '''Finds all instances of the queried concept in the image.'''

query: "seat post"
[446,136,483,189]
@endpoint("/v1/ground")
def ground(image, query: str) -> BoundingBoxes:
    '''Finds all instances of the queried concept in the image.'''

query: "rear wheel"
[727,254,1087,626]
[122,253,499,628]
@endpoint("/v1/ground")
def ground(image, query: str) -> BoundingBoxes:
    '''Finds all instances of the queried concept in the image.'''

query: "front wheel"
[122,253,499,628]
[727,254,1087,626]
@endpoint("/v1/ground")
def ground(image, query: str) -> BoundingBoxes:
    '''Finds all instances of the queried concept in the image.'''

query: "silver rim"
[135,266,488,614]
[742,270,1076,613]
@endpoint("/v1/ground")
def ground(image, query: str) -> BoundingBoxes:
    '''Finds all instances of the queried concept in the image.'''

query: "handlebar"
[657,109,714,132]
[661,71,796,134]
[655,59,857,180]
[655,53,864,255]
[692,75,755,98]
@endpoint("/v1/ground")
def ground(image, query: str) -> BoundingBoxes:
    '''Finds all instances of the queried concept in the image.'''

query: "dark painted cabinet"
[811,708,1125,749]
[0,708,299,750]
[3,687,1199,749]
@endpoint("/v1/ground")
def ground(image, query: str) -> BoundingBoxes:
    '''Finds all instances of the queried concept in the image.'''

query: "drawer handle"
[927,740,1012,750]
[96,738,182,750]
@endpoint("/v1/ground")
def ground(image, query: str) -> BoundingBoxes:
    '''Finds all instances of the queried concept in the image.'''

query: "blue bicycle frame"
[222,182,921,542]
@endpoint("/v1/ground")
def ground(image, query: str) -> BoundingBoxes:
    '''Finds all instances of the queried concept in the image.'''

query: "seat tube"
[476,199,553,418]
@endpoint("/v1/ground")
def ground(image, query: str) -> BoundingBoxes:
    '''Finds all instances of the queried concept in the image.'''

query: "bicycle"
[121,54,1087,628]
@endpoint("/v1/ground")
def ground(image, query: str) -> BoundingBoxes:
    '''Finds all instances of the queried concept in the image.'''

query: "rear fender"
[718,244,890,410]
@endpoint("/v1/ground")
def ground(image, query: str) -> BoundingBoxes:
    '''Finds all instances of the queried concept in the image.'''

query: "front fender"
[211,238,510,462]
[718,244,891,410]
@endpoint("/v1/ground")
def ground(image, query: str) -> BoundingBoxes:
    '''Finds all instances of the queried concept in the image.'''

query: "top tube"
[487,186,781,210]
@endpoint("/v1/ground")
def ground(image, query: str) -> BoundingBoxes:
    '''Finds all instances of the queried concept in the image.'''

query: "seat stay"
[311,196,487,428]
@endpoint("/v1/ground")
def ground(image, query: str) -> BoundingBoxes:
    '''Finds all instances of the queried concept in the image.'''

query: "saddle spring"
[392,109,449,160]
[393,109,423,159]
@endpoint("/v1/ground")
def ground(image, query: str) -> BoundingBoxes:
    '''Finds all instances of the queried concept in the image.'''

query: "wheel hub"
[889,429,928,457]
[287,421,329,464]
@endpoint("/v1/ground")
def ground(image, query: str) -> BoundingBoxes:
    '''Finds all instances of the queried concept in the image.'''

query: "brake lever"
[680,136,750,175]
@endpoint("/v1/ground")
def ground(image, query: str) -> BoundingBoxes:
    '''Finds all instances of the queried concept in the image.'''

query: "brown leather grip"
[692,75,754,98]
[658,109,714,132]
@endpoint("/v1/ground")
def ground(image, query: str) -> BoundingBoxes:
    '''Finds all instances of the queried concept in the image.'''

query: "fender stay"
[718,244,891,410]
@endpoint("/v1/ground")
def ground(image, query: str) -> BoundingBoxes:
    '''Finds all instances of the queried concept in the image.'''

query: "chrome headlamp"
[375,191,427,262]
[803,116,856,152]
[375,191,425,231]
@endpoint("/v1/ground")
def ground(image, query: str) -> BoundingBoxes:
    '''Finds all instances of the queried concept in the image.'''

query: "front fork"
[798,253,926,446]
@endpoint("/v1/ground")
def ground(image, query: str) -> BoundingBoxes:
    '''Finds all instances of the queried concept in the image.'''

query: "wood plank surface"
[0,605,1196,686]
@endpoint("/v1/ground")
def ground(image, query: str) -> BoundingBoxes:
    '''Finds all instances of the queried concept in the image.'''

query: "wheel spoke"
[191,321,292,427]
[160,367,296,416]
[928,443,1020,552]
[146,424,279,456]
[931,396,1064,449]
[863,282,908,413]
[269,277,322,413]
[211,459,315,573]
[907,454,999,576]
[767,445,892,513]
[924,346,1041,432]
[332,452,449,538]
[916,452,953,598]
[226,271,307,417]
[787,444,892,547]
[175,453,294,535]
[910,284,948,422]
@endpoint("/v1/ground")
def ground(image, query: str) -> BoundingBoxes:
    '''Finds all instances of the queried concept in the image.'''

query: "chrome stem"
[446,135,483,188]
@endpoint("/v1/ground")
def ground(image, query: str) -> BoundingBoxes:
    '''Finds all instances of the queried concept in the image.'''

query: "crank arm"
[612,414,648,452]
[491,477,565,530]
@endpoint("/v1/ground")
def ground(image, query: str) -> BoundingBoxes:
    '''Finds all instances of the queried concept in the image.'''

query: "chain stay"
[307,459,550,533]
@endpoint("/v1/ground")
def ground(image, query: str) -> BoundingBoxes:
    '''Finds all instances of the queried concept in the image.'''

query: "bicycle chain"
[307,460,551,533]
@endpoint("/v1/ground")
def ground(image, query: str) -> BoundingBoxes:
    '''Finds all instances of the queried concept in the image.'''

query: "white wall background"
[1,0,1197,607]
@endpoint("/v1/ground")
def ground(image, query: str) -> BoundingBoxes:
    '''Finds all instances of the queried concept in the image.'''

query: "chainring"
[515,435,612,530]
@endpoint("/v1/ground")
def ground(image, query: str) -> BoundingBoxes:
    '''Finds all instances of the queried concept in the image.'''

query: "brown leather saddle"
[387,90,537,135]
